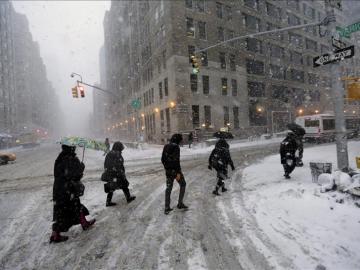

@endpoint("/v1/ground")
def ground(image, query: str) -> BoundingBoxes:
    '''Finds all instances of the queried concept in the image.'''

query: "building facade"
[104,0,359,143]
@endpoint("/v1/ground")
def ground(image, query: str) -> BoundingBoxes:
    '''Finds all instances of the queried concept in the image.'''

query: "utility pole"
[324,0,349,171]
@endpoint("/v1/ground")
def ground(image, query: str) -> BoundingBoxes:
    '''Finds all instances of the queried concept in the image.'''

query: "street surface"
[0,143,294,270]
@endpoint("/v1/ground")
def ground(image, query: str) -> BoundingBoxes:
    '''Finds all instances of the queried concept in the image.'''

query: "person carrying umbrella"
[50,144,95,243]
[286,123,306,167]
[280,131,298,179]
[102,141,136,206]
[208,138,235,195]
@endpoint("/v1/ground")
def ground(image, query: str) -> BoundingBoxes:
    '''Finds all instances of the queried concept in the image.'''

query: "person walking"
[280,132,298,179]
[50,145,95,243]
[208,138,235,195]
[188,132,193,148]
[161,133,188,215]
[103,141,136,206]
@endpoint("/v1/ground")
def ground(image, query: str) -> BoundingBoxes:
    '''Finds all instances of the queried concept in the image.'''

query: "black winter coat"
[280,134,298,164]
[161,143,181,172]
[103,149,129,190]
[53,151,84,203]
[209,140,234,171]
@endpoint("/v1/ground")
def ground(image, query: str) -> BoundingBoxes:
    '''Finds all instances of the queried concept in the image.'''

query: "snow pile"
[239,141,360,270]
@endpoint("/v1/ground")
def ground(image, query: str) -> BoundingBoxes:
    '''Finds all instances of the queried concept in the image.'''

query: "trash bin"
[356,157,360,169]
[310,162,332,183]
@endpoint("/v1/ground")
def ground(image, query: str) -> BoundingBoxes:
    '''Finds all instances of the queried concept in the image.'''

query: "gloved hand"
[208,165,212,170]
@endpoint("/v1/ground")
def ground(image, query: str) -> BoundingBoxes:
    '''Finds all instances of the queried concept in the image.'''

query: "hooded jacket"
[280,132,298,163]
[161,134,183,172]
[209,139,234,171]
[104,142,126,179]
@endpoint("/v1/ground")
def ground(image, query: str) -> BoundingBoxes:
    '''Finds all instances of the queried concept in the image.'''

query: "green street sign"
[336,21,360,38]
[131,99,141,110]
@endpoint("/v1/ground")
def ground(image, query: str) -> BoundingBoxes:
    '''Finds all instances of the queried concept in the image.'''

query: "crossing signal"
[72,87,79,98]
[78,86,85,98]
[190,55,200,74]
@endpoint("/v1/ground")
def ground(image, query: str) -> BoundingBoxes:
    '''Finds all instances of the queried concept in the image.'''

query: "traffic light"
[190,55,200,74]
[72,87,79,98]
[78,86,85,98]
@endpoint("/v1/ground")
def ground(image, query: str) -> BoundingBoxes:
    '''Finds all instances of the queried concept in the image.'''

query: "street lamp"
[70,72,83,82]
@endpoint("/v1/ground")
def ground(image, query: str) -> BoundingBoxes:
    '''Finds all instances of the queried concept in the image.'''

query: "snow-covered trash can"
[310,162,332,183]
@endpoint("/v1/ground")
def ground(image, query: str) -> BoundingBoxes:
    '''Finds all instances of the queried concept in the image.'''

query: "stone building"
[104,0,359,143]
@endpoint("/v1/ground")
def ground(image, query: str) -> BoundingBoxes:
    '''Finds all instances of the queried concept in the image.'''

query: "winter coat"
[280,133,298,164]
[52,145,88,232]
[103,142,129,189]
[161,134,183,173]
[209,139,235,171]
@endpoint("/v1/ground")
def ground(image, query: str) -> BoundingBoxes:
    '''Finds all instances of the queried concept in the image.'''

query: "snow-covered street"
[0,140,359,270]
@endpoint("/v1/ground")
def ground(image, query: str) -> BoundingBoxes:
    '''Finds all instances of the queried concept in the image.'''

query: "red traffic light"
[78,86,85,98]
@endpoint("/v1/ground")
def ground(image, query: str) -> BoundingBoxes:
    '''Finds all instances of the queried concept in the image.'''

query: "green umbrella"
[60,136,108,161]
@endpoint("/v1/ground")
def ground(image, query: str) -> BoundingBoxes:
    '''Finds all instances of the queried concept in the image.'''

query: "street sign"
[131,99,141,110]
[313,45,354,67]
[336,21,360,38]
[332,36,346,50]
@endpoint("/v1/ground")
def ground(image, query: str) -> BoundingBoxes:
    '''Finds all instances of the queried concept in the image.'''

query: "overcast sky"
[12,1,110,137]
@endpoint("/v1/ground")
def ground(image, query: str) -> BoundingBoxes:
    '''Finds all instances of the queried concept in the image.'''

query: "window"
[221,78,228,96]
[308,73,318,85]
[165,108,171,132]
[192,105,200,128]
[225,5,232,21]
[190,74,198,92]
[160,110,165,132]
[306,38,317,51]
[248,81,265,97]
[233,107,239,129]
[266,2,281,18]
[290,69,304,82]
[289,33,303,48]
[159,82,163,99]
[186,17,195,37]
[231,79,237,96]
[162,50,166,68]
[164,78,168,96]
[321,45,330,54]
[287,13,300,26]
[287,0,300,11]
[267,23,283,40]
[198,21,206,39]
[227,29,234,41]
[204,105,211,127]
[290,51,303,65]
[188,45,195,63]
[269,44,284,58]
[216,2,223,18]
[197,0,205,12]
[151,88,154,104]
[309,90,321,102]
[305,119,319,127]
[224,106,229,126]
[271,85,290,102]
[201,51,208,66]
[218,27,224,41]
[243,14,260,31]
[244,0,259,10]
[323,119,335,130]
[203,75,209,95]
[303,4,316,19]
[246,38,262,53]
[229,54,236,71]
[219,52,226,69]
[270,65,285,80]
[185,0,192,9]
[246,59,264,75]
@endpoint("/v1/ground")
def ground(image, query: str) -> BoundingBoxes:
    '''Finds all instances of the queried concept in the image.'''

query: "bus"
[295,114,360,143]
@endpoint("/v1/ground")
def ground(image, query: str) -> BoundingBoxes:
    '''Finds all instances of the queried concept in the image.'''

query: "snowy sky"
[12,1,110,136]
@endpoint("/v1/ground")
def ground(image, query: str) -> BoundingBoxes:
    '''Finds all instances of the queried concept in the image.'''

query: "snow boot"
[49,231,68,244]
[213,186,220,195]
[177,203,188,210]
[221,186,228,192]
[126,196,136,203]
[284,173,291,179]
[80,212,96,230]
[106,193,116,207]
[164,208,173,215]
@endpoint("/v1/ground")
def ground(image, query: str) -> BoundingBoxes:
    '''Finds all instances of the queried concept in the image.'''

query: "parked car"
[0,152,16,165]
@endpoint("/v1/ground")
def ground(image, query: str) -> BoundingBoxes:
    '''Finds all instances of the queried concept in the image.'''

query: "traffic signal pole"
[325,0,349,171]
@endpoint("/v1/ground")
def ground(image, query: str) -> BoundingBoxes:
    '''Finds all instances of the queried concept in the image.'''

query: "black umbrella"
[213,131,234,139]
[287,123,306,136]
